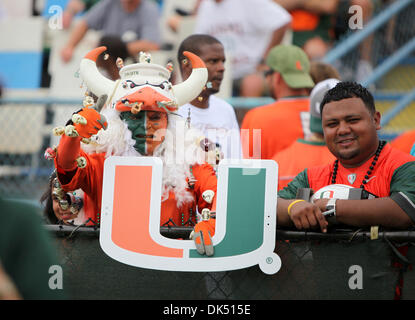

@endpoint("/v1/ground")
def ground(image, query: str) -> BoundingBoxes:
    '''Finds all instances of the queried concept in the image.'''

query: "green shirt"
[0,197,65,299]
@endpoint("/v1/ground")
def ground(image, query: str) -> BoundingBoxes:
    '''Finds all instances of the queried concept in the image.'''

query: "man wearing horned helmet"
[52,46,217,256]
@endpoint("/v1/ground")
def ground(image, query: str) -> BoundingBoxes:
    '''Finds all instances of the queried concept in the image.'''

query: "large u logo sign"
[100,157,281,274]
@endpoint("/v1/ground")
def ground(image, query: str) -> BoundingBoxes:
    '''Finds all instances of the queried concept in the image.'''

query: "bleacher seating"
[376,59,415,136]
[1,0,33,18]
[0,17,44,89]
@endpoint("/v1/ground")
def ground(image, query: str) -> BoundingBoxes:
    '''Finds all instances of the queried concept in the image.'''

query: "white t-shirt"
[178,95,242,159]
[194,0,291,80]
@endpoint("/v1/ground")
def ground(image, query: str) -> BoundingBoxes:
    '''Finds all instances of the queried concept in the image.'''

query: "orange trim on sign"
[111,165,183,257]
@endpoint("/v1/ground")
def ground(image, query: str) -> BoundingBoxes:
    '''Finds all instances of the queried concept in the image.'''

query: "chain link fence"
[47,225,415,300]
[0,102,57,201]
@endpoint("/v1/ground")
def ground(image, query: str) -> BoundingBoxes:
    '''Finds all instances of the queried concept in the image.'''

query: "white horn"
[79,46,115,97]
[172,51,208,107]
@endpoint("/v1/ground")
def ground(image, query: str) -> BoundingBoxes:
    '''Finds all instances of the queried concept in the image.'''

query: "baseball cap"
[266,45,314,89]
[309,78,340,134]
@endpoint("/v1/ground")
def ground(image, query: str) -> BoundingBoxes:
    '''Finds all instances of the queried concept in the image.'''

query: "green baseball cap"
[266,45,314,89]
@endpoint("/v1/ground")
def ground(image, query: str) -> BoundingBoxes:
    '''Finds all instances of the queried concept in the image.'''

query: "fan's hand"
[190,209,216,256]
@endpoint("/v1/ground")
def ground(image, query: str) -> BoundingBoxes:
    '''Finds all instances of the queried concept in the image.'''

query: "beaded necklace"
[331,140,386,189]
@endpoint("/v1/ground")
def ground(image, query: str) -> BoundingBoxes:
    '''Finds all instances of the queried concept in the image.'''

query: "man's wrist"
[287,199,305,216]
[324,198,336,217]
[323,198,337,224]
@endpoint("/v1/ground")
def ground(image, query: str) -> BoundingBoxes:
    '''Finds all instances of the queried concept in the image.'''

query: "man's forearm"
[263,24,290,60]
[65,0,86,15]
[276,198,294,227]
[278,197,414,230]
[66,19,89,49]
[336,198,413,228]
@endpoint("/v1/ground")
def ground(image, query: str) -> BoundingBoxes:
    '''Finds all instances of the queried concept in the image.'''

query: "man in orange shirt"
[277,82,415,232]
[273,78,339,190]
[241,44,315,159]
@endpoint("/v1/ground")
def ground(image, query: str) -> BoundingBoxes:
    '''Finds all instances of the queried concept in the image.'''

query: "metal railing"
[321,0,415,132]
[323,0,414,65]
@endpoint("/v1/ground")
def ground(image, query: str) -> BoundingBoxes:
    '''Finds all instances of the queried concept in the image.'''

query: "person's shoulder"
[308,161,332,170]
[391,129,415,144]
[257,97,309,111]
[0,197,42,228]
[384,143,415,168]
[272,140,300,159]
[246,101,278,115]
[306,161,333,179]
[389,132,415,155]
[210,95,230,106]
[209,95,235,112]
[244,99,301,119]
[241,103,276,128]
[389,143,415,159]
[277,96,310,107]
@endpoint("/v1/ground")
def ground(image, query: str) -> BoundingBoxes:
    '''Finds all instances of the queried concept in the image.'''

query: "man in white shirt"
[177,34,242,161]
[194,0,291,97]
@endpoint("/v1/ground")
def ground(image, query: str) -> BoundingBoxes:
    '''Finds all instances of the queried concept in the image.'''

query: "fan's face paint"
[120,111,168,155]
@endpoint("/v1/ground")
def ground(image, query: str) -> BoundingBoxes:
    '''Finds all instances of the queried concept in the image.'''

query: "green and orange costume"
[53,46,217,255]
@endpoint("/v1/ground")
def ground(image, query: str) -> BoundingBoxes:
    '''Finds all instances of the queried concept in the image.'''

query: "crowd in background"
[0,0,398,93]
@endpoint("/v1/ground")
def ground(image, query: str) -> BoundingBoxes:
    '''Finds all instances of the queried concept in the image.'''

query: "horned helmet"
[79,46,208,155]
